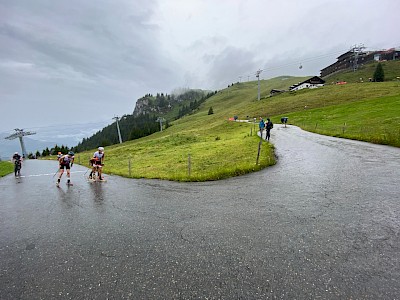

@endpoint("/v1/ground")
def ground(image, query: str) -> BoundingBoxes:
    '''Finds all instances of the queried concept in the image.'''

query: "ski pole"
[52,169,59,178]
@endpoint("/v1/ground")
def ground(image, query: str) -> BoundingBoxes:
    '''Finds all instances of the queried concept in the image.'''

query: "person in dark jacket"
[265,118,273,141]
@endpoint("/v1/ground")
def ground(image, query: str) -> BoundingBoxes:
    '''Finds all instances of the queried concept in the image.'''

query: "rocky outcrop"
[133,97,150,116]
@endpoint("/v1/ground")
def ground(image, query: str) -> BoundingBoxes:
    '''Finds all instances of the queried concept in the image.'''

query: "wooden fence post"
[256,130,263,165]
[188,154,191,177]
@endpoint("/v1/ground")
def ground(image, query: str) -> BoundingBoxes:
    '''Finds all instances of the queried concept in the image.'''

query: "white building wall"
[291,83,324,91]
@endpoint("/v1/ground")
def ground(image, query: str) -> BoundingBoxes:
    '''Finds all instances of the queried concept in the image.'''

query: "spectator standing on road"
[259,117,265,138]
[265,118,273,141]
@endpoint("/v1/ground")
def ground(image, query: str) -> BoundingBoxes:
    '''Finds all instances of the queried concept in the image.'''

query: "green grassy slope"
[75,62,400,181]
[324,60,400,83]
[286,93,400,146]
[0,161,13,177]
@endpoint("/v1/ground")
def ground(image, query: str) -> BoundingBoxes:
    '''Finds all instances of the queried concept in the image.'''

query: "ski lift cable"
[0,119,112,135]
[237,48,349,80]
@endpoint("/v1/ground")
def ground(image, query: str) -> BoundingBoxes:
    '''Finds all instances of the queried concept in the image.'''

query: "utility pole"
[156,117,165,132]
[255,69,263,100]
[5,128,36,158]
[239,76,242,83]
[113,116,123,144]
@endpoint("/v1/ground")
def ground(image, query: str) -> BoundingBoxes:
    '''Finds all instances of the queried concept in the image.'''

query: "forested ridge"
[73,89,216,152]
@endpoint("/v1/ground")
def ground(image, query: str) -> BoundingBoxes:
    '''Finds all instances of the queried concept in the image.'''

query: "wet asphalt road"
[1,125,399,299]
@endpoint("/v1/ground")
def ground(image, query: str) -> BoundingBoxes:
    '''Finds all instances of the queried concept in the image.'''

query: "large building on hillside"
[320,47,400,78]
[289,76,325,92]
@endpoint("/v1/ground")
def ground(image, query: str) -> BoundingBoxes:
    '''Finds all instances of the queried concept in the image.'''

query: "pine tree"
[208,107,214,115]
[373,63,385,82]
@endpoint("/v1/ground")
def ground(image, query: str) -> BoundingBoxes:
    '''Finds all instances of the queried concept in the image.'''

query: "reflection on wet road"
[1,125,399,299]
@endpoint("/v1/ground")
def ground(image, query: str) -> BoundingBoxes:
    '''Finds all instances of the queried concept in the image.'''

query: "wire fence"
[299,123,400,147]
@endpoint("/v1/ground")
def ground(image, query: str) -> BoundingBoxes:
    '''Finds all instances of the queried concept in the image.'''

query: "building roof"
[336,51,354,60]
[289,76,325,90]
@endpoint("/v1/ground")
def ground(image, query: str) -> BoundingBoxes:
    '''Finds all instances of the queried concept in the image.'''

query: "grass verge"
[284,94,400,147]
[76,121,276,182]
[0,161,13,177]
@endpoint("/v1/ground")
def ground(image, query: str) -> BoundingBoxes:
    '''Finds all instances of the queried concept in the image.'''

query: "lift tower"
[255,69,263,100]
[156,117,165,132]
[5,128,36,158]
[112,116,123,144]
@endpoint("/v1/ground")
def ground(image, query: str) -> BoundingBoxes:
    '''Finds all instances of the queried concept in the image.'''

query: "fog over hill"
[0,121,111,159]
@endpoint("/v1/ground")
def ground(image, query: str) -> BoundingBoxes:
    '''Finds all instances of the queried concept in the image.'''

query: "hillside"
[324,59,400,83]
[73,76,308,152]
[74,89,214,151]
[163,80,400,146]
[72,61,400,181]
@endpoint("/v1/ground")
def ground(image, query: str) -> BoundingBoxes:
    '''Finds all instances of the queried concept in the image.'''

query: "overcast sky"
[0,0,399,138]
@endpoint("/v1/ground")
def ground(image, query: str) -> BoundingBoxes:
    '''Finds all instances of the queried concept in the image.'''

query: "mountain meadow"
[0,161,13,177]
[70,60,400,182]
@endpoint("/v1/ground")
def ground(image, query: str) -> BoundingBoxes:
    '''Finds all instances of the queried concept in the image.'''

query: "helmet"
[98,147,104,151]
[68,151,75,156]
[14,152,18,155]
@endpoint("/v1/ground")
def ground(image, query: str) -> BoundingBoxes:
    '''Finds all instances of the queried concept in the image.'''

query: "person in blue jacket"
[259,117,265,136]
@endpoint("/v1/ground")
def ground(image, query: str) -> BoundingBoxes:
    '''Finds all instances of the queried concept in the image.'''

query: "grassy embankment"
[260,81,400,146]
[77,61,400,181]
[76,76,311,181]
[0,161,13,177]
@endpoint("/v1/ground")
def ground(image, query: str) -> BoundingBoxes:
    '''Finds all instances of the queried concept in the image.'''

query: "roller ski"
[56,179,73,187]
[87,173,106,182]
[87,172,96,182]
[87,167,107,182]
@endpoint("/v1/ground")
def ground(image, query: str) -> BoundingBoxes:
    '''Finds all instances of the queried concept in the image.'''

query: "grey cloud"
[0,0,398,133]
[0,0,182,131]
[186,36,228,52]
[205,46,263,88]
[1,0,176,84]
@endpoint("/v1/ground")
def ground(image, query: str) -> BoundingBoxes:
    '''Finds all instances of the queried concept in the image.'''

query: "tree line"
[28,144,72,159]
[36,89,217,155]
